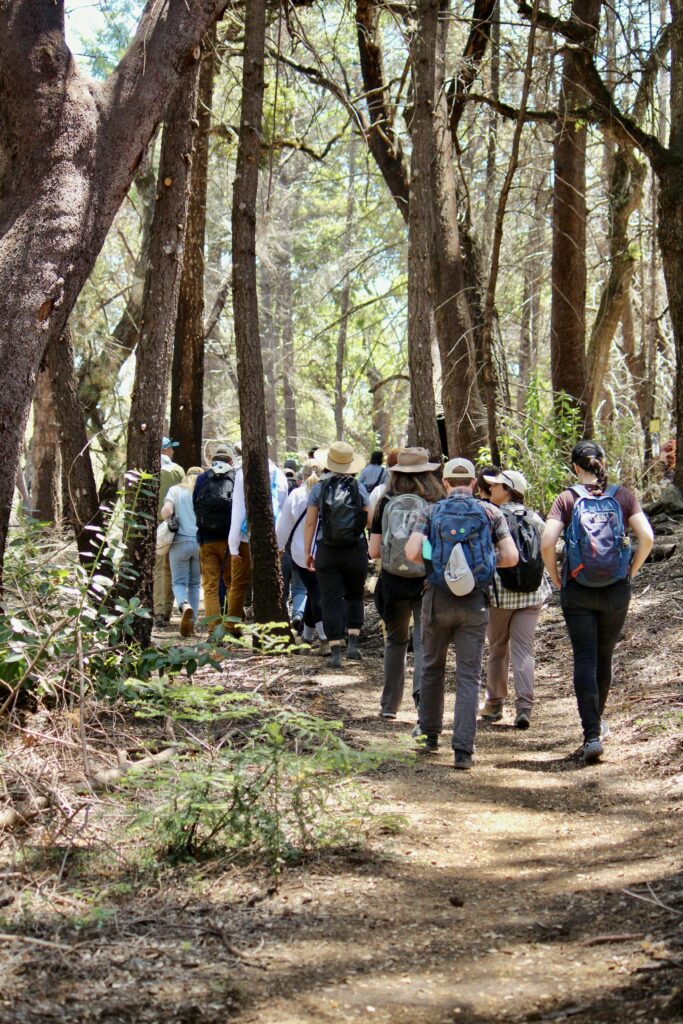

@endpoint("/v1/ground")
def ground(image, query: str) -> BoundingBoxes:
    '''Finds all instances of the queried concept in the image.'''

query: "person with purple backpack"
[541,441,653,764]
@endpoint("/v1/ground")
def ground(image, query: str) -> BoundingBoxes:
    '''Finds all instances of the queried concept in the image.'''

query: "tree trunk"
[31,366,61,523]
[231,0,287,626]
[0,0,225,580]
[549,0,601,437]
[260,262,280,461]
[517,174,546,413]
[277,230,298,452]
[45,327,106,568]
[406,0,442,462]
[334,132,358,440]
[121,62,202,643]
[170,29,216,469]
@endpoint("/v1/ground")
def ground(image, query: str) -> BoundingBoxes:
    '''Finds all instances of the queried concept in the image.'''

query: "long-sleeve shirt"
[276,484,310,569]
[228,462,289,556]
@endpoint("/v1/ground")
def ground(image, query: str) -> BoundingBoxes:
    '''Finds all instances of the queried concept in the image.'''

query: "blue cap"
[161,437,179,449]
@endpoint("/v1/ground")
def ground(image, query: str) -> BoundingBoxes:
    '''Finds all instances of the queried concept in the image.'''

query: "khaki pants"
[153,546,174,619]
[199,540,232,626]
[227,541,252,624]
[486,605,542,711]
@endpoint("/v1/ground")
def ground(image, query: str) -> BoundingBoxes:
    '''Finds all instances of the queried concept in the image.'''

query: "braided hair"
[571,440,608,492]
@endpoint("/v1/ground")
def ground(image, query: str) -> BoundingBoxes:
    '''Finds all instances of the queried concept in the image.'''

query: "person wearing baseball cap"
[154,436,184,628]
[404,455,518,769]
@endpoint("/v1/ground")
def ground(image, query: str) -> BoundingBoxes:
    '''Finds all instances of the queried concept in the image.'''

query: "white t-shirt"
[228,462,289,556]
[276,484,310,569]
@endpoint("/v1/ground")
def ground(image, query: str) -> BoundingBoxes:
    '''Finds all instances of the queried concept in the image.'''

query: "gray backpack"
[380,494,427,578]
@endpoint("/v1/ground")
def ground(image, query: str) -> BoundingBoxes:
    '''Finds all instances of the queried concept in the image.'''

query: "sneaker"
[480,702,503,722]
[582,738,604,764]
[515,708,532,730]
[379,710,397,720]
[346,634,362,661]
[329,646,342,669]
[316,640,331,657]
[154,616,169,629]
[291,615,304,635]
[411,723,422,738]
[415,732,439,754]
[453,750,473,770]
[179,604,194,638]
[600,719,611,740]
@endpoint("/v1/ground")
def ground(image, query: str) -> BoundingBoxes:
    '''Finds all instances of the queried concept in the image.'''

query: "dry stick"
[76,626,94,787]
[581,932,643,946]
[622,887,683,916]
[0,932,76,953]
[479,0,541,464]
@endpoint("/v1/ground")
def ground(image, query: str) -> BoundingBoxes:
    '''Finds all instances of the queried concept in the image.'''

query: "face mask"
[212,460,231,475]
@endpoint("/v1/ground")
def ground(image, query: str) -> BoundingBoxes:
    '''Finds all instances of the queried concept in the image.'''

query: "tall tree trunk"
[334,132,358,440]
[406,0,442,462]
[277,230,298,452]
[170,29,216,469]
[0,0,225,580]
[518,176,546,413]
[45,327,106,568]
[550,0,601,437]
[231,0,287,625]
[260,262,280,461]
[31,366,61,523]
[121,63,202,643]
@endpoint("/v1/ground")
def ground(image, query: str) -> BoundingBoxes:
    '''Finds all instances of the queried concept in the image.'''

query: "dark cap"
[571,440,605,464]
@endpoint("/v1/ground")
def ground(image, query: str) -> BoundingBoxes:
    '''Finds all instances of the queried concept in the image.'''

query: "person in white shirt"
[227,458,288,626]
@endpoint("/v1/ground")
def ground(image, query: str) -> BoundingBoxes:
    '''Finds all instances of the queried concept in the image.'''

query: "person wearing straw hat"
[303,441,370,669]
[368,448,444,719]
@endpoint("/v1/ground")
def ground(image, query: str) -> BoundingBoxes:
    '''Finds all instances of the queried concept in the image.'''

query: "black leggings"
[560,579,631,741]
[314,540,368,641]
[296,564,323,628]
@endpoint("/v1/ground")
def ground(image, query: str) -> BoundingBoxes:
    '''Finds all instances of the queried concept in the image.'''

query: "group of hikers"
[155,434,654,769]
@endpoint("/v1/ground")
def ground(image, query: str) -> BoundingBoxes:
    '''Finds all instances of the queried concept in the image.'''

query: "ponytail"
[571,441,608,492]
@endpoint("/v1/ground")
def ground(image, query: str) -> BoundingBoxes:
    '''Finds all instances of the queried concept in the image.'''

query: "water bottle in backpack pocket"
[427,496,496,595]
[380,494,427,577]
[498,504,544,593]
[320,475,367,547]
[564,485,631,587]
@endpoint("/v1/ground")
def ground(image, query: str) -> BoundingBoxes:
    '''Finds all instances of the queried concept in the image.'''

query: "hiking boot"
[453,750,473,770]
[582,738,604,764]
[480,702,503,722]
[600,719,611,740]
[346,634,362,661]
[415,732,439,754]
[179,604,194,638]
[329,645,342,669]
[411,723,422,738]
[154,616,169,629]
[379,709,397,720]
[515,708,532,730]
[316,640,331,657]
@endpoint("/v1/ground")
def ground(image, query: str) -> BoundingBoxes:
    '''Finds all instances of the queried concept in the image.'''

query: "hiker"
[280,460,307,628]
[405,457,518,769]
[368,447,444,719]
[480,469,551,729]
[367,447,400,526]
[228,458,289,625]
[161,467,202,637]
[284,458,299,494]
[475,464,500,503]
[359,450,388,495]
[193,444,236,629]
[277,459,329,654]
[303,442,370,669]
[154,437,184,628]
[541,440,653,763]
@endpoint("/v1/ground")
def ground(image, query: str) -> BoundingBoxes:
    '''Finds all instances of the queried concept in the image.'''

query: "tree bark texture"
[31,365,61,523]
[122,62,202,642]
[406,0,442,462]
[334,132,358,441]
[549,0,601,436]
[0,0,226,578]
[170,28,217,469]
[45,327,106,567]
[231,0,287,626]
[260,263,280,462]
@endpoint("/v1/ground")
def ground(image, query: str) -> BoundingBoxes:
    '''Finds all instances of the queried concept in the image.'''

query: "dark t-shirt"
[548,485,641,529]
[371,494,425,606]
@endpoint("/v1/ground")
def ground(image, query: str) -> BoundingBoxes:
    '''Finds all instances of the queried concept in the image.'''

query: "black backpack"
[497,504,544,593]
[320,475,367,547]
[193,469,235,535]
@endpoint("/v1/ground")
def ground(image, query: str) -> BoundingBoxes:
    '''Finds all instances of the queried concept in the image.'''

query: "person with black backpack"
[368,448,444,719]
[480,469,551,730]
[359,450,388,495]
[303,442,370,669]
[541,441,653,764]
[405,458,519,769]
[193,444,236,629]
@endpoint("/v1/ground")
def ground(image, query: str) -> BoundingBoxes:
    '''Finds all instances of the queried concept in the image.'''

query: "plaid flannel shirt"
[490,503,553,610]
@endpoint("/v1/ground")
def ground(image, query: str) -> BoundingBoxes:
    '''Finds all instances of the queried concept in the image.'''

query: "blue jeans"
[281,551,307,619]
[169,537,201,617]
[418,586,488,753]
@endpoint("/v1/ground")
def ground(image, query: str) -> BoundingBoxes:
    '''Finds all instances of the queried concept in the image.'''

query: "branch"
[368,373,409,393]
[459,91,557,123]
[633,25,672,123]
[449,0,498,133]
[516,1,595,42]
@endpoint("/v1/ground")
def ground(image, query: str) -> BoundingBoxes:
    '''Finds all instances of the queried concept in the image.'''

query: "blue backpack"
[427,495,496,594]
[564,485,631,587]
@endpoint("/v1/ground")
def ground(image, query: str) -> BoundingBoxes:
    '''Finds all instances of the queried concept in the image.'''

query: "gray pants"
[486,605,542,711]
[418,586,488,754]
[381,595,423,715]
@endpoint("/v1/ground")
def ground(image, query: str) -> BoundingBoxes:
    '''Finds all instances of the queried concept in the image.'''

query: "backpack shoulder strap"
[570,484,591,501]
[604,484,620,498]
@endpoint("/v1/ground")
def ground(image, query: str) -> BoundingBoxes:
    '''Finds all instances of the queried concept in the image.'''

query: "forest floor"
[2,529,683,1024]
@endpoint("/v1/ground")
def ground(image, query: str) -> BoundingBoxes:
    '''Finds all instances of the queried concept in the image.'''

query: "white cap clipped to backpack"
[444,543,475,596]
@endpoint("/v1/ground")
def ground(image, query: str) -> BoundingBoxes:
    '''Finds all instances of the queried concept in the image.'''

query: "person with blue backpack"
[541,441,653,764]
[480,469,551,730]
[405,457,519,769]
[368,447,444,719]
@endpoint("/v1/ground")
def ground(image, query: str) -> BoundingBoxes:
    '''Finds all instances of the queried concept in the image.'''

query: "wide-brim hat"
[314,441,365,475]
[390,447,440,474]
[483,469,528,496]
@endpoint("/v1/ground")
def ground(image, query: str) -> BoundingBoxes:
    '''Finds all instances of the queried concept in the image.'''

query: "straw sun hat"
[314,441,365,475]
[390,447,440,474]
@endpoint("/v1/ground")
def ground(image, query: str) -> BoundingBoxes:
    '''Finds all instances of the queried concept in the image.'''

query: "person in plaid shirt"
[480,469,551,729]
